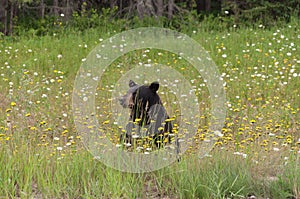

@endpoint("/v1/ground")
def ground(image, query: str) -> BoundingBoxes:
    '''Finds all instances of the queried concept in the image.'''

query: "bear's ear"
[149,81,159,92]
[129,80,137,87]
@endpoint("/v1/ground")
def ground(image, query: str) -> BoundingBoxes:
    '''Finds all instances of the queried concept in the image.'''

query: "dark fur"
[119,80,174,148]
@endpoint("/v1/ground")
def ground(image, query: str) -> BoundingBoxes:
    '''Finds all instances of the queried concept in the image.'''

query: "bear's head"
[119,80,162,127]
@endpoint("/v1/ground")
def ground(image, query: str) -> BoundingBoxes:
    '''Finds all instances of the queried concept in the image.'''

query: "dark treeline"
[0,0,299,36]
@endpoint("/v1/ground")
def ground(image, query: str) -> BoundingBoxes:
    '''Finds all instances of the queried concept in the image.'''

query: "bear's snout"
[119,92,134,109]
[119,96,126,108]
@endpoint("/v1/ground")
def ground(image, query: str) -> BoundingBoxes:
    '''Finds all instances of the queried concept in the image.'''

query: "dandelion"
[29,126,37,130]
[102,120,109,124]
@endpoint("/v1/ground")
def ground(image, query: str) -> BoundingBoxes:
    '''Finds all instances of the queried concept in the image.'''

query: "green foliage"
[14,15,64,37]
[12,6,121,36]
[222,0,300,27]
[169,154,253,198]
[68,7,119,32]
[268,154,300,199]
[5,0,299,37]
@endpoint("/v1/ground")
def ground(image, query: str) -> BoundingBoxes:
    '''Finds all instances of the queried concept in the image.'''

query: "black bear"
[119,80,179,152]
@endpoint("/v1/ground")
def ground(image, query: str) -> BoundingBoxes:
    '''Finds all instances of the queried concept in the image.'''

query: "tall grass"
[0,17,299,198]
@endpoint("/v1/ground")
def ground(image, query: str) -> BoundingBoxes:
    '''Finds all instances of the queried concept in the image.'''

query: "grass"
[0,18,299,198]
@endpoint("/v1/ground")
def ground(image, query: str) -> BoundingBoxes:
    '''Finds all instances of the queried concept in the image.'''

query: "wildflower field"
[0,21,299,198]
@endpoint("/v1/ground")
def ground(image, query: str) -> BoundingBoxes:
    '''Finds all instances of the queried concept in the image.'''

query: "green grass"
[0,19,299,198]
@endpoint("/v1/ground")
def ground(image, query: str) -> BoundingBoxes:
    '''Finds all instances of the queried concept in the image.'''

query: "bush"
[222,0,300,27]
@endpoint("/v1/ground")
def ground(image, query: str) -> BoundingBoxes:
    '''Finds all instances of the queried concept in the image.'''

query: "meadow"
[0,19,299,198]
